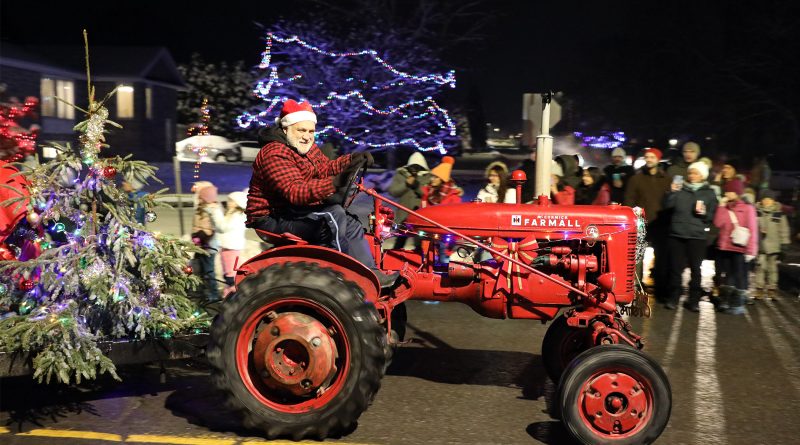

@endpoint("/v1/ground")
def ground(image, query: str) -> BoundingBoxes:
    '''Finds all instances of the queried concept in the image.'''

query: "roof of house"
[0,42,186,89]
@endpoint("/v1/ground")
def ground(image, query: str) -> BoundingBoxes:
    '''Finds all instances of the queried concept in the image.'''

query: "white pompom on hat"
[276,99,317,127]
[688,161,709,180]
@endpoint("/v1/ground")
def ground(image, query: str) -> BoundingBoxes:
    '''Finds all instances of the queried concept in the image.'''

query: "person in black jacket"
[662,161,719,311]
[603,147,635,204]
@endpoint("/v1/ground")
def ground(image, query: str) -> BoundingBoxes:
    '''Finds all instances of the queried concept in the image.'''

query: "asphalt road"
[2,296,800,445]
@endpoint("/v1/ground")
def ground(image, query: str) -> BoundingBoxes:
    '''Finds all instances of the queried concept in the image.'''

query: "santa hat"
[642,147,663,161]
[688,161,709,180]
[276,99,317,127]
[430,156,455,182]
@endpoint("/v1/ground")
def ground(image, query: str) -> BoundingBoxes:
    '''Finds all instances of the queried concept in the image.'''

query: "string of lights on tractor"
[238,32,457,154]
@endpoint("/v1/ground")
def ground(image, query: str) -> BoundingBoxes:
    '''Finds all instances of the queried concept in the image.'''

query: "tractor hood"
[404,201,638,239]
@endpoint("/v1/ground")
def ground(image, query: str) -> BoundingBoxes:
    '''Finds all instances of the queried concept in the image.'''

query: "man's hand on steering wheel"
[349,151,374,168]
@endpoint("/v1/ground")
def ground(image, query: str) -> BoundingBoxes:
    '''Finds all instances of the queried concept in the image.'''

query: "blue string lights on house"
[238,32,458,154]
[574,131,627,149]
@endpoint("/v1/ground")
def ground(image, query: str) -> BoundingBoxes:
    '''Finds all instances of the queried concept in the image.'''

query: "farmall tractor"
[207,101,671,444]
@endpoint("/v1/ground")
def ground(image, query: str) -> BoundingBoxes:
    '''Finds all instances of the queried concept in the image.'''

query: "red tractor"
[207,170,671,445]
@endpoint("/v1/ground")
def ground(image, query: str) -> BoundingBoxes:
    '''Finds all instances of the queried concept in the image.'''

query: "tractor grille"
[626,232,637,293]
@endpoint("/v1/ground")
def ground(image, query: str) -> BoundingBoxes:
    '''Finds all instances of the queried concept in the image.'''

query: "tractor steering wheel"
[340,160,368,208]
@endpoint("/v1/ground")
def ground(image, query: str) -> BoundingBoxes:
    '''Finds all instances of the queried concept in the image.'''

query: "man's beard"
[287,132,313,155]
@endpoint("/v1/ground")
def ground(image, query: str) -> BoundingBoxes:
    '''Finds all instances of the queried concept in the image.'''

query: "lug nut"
[271,326,280,336]
[311,337,321,347]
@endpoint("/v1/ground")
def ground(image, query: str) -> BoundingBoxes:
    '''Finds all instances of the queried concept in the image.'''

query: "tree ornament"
[19,279,35,291]
[145,211,157,223]
[0,243,17,261]
[0,282,8,296]
[102,166,117,178]
[18,298,35,315]
[26,211,41,227]
[183,265,193,275]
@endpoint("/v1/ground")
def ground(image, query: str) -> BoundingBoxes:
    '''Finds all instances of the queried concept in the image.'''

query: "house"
[0,43,186,161]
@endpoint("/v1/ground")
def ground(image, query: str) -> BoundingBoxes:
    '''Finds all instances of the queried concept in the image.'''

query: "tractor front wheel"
[557,345,672,445]
[207,262,386,440]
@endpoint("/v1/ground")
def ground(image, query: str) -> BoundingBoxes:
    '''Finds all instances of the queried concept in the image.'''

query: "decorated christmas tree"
[237,29,458,154]
[0,35,207,384]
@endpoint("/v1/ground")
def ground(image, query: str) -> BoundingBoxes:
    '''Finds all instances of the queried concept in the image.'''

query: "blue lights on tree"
[238,31,458,154]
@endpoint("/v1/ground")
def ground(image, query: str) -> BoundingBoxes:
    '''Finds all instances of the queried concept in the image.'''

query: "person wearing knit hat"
[604,147,635,204]
[624,147,671,302]
[190,181,225,302]
[550,159,575,205]
[246,98,398,288]
[663,155,718,311]
[713,176,758,315]
[754,189,791,300]
[666,142,700,180]
[422,156,462,207]
[477,161,516,203]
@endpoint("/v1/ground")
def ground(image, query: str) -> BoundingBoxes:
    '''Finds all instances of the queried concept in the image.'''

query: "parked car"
[175,135,241,162]
[236,140,262,162]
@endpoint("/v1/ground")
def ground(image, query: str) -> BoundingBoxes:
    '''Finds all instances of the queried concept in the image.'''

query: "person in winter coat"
[122,178,147,225]
[477,161,516,203]
[712,178,759,315]
[555,154,582,190]
[666,141,701,179]
[624,148,672,302]
[603,147,634,204]
[575,166,610,205]
[753,190,791,300]
[217,191,248,297]
[191,182,225,302]
[662,162,718,311]
[711,163,738,198]
[387,152,431,249]
[245,99,397,288]
[421,156,463,207]
[550,160,575,205]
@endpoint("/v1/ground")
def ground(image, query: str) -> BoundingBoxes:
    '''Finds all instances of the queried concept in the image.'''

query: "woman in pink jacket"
[712,179,758,315]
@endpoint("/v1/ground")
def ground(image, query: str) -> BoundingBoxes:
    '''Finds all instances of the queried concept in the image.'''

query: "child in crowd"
[421,156,462,267]
[217,191,248,298]
[477,161,516,203]
[712,179,758,315]
[191,181,224,302]
[754,190,791,300]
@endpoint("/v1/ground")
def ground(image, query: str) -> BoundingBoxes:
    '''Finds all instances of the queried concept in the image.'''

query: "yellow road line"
[126,435,236,445]
[17,428,122,441]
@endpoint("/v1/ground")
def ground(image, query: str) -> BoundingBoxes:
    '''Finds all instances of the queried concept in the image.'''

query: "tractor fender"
[235,244,381,303]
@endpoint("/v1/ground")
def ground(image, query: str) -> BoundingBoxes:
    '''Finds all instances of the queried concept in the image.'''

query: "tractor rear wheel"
[557,345,672,445]
[541,314,590,383]
[207,262,386,440]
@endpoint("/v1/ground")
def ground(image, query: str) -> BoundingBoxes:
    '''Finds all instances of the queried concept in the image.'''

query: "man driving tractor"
[245,99,398,287]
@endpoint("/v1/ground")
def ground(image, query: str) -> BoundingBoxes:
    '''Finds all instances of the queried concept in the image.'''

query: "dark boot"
[723,289,746,315]
[713,285,732,312]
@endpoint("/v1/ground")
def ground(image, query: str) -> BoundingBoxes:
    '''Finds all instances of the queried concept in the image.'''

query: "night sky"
[3,0,799,163]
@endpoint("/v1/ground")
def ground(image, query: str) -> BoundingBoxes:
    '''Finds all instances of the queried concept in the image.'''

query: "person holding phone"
[603,147,634,204]
[662,162,718,311]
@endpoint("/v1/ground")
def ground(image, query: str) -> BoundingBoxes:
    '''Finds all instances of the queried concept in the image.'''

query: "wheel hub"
[252,312,338,397]
[581,372,648,435]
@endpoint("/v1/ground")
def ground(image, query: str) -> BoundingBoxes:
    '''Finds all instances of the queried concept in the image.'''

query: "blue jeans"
[192,250,220,302]
[251,204,377,269]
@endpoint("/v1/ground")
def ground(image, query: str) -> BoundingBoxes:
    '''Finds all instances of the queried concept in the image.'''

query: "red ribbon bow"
[491,236,539,291]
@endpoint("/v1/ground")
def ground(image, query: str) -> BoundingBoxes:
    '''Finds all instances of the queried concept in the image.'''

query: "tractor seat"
[255,229,308,247]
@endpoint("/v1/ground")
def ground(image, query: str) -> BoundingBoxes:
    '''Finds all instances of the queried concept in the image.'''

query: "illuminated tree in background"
[237,28,458,154]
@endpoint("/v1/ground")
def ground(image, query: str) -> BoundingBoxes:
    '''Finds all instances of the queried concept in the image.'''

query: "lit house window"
[145,86,153,119]
[40,78,75,119]
[117,84,134,118]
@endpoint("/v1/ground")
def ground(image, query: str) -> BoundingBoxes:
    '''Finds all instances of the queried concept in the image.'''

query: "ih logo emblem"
[511,215,522,226]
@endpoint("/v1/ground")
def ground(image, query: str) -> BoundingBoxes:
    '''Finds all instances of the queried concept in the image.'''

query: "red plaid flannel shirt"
[246,141,352,225]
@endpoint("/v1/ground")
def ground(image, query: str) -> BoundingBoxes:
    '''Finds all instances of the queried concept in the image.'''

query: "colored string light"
[574,131,627,149]
[240,32,457,153]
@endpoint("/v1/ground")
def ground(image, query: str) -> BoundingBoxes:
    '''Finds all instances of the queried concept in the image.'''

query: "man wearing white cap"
[602,147,634,204]
[245,99,398,287]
